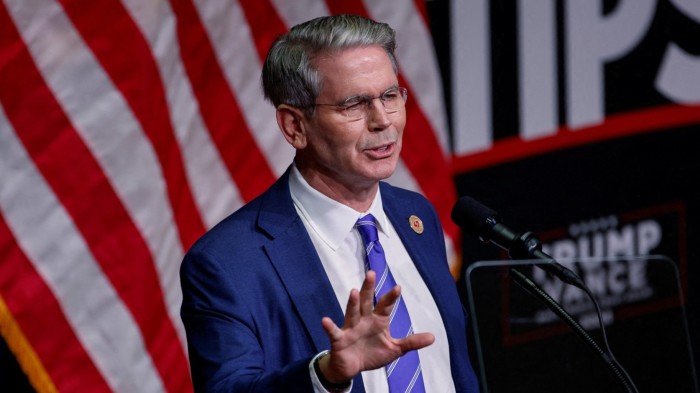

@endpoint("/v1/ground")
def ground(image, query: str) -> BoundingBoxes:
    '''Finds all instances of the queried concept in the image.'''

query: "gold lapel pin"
[409,215,424,234]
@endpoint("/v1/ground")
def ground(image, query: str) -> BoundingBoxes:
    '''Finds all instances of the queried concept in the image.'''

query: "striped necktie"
[356,214,426,393]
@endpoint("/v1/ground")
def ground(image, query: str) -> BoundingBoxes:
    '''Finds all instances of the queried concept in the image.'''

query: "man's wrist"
[313,351,352,392]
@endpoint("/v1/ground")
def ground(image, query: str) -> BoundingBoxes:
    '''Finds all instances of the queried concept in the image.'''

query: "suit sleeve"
[180,246,314,393]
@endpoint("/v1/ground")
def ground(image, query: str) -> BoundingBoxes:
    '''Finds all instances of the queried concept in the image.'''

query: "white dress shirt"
[289,164,455,392]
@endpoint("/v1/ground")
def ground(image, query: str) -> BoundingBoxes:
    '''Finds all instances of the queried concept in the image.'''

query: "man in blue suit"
[180,14,480,393]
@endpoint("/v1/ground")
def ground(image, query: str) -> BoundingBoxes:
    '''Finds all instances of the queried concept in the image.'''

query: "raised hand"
[317,270,435,384]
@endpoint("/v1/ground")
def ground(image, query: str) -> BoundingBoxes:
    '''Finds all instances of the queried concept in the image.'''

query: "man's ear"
[277,104,308,149]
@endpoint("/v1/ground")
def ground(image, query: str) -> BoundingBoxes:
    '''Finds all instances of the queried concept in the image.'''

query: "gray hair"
[261,14,398,116]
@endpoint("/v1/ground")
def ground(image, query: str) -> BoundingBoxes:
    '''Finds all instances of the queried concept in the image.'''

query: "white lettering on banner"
[451,0,491,154]
[450,0,700,154]
[657,0,700,102]
[566,0,656,128]
[530,218,663,323]
[543,220,661,259]
[657,45,700,103]
[518,0,558,140]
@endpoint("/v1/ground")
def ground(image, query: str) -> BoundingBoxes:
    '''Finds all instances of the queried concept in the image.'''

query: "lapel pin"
[409,215,424,234]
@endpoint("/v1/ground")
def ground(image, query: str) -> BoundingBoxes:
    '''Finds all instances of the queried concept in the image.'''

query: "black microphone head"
[450,196,499,237]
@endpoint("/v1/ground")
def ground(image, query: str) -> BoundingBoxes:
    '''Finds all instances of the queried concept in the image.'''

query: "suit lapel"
[380,183,452,318]
[256,172,345,353]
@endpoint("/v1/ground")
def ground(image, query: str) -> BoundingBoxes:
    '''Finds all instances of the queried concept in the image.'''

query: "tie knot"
[356,214,379,244]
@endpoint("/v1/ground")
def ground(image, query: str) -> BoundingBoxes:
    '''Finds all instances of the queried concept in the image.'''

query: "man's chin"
[369,162,399,182]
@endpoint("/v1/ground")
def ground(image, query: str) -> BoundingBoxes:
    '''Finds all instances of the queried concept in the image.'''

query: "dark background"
[454,128,699,392]
[426,0,700,391]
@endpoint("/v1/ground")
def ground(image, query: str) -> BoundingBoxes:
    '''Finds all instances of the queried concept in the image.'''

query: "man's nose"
[366,98,392,128]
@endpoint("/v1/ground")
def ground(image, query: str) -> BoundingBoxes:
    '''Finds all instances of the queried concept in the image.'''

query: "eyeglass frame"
[311,86,408,121]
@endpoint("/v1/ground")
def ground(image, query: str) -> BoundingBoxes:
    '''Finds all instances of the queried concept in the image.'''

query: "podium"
[465,255,698,392]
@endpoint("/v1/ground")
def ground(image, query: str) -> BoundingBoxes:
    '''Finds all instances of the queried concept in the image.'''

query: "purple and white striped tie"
[356,214,426,393]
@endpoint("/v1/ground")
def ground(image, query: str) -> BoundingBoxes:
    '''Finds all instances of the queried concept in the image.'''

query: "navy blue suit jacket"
[180,169,480,392]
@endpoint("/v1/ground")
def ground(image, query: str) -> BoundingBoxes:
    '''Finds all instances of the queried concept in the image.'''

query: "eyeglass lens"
[343,87,407,120]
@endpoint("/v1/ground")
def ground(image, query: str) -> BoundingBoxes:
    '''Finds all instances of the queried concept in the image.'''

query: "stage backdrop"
[440,0,700,390]
[1,0,699,392]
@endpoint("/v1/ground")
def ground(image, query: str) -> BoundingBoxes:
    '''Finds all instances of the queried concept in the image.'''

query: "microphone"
[451,196,586,289]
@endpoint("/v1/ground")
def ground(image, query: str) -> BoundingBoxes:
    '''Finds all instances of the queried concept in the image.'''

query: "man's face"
[298,45,406,195]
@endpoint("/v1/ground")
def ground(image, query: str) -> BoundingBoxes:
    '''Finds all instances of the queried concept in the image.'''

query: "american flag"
[0,1,460,391]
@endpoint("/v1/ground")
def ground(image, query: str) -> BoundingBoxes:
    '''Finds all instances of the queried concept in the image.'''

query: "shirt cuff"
[309,350,353,393]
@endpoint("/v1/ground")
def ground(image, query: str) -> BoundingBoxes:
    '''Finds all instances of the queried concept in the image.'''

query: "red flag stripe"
[169,0,277,202]
[57,0,205,251]
[0,6,191,392]
[0,216,112,393]
[270,0,330,27]
[191,1,295,178]
[238,0,289,63]
[413,0,430,26]
[324,0,363,15]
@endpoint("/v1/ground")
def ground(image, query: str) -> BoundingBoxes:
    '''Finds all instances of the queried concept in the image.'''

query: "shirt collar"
[289,164,389,250]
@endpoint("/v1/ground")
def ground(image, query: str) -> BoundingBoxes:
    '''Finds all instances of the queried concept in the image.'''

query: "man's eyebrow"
[339,94,368,104]
[338,85,400,104]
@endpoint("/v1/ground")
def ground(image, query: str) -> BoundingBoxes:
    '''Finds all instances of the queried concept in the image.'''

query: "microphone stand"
[509,268,639,393]
[499,231,639,392]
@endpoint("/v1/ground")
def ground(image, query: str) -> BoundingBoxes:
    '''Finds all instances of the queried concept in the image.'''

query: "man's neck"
[295,164,378,213]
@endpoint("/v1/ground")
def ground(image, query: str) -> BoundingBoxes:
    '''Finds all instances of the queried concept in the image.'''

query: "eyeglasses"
[313,87,408,121]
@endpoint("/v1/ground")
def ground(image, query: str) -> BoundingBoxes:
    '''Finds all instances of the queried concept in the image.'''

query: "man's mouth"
[374,145,389,152]
[366,143,395,157]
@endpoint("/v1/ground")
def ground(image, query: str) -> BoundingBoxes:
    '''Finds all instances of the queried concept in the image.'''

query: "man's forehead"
[313,45,388,66]
[313,46,396,94]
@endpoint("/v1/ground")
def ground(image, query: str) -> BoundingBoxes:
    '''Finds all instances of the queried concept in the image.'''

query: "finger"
[396,332,435,353]
[374,285,401,316]
[321,316,344,342]
[343,288,361,326]
[359,271,376,315]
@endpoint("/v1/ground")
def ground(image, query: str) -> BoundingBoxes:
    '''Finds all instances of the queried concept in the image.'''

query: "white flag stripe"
[194,0,295,178]
[0,107,164,393]
[6,0,187,347]
[272,0,330,28]
[121,0,245,229]
[365,1,451,154]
